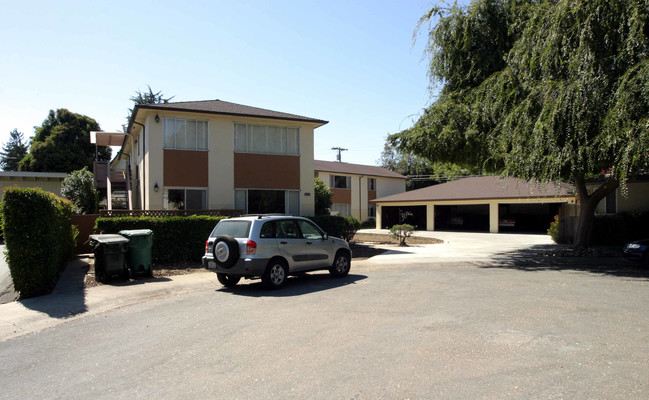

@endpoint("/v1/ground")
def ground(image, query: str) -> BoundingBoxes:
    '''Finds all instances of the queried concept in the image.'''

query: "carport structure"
[372,176,576,233]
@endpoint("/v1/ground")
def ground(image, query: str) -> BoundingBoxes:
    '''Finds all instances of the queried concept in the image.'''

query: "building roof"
[129,99,328,131]
[0,171,67,180]
[314,160,407,179]
[373,175,575,203]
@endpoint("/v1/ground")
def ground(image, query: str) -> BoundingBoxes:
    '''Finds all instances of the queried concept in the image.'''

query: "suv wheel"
[217,273,241,287]
[329,251,350,277]
[262,259,288,289]
[213,235,239,268]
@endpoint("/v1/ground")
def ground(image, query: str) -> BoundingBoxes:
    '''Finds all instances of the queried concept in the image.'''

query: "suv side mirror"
[323,233,329,240]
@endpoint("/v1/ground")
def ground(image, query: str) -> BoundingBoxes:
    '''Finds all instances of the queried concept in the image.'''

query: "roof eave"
[134,104,329,127]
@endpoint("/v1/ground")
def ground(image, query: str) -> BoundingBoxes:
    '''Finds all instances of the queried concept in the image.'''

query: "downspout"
[359,175,365,221]
[132,121,145,210]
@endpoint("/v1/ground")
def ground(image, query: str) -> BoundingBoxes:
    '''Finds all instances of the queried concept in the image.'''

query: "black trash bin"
[89,234,130,283]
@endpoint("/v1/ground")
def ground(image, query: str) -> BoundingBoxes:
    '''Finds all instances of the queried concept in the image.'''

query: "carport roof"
[373,176,575,203]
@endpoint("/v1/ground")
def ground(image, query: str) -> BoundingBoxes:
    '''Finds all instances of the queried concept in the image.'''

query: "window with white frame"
[234,123,299,155]
[330,203,351,216]
[331,175,351,189]
[234,189,300,215]
[368,178,376,191]
[163,118,208,150]
[164,188,207,210]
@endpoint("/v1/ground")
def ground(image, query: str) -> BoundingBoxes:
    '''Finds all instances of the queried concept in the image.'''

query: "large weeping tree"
[390,0,649,247]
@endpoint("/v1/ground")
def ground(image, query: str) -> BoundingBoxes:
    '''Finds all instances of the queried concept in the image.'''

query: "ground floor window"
[164,188,207,210]
[235,189,300,215]
[331,203,351,217]
[368,204,376,218]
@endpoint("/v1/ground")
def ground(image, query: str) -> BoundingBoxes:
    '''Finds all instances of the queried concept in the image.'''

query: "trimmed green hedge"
[591,212,649,245]
[2,187,76,298]
[95,215,226,264]
[307,215,361,242]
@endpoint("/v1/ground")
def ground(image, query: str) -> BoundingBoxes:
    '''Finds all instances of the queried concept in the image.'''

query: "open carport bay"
[498,202,561,233]
[382,203,563,233]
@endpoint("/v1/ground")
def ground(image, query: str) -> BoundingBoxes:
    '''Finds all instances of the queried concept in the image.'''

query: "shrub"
[2,187,75,298]
[314,177,332,216]
[591,212,649,245]
[361,218,376,229]
[547,215,559,243]
[95,215,226,264]
[307,215,360,242]
[390,224,415,246]
[61,167,99,214]
[343,216,361,242]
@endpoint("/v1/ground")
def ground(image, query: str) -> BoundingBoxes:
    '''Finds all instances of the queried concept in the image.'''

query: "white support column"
[489,202,499,233]
[376,205,382,229]
[427,204,435,231]
[106,162,112,210]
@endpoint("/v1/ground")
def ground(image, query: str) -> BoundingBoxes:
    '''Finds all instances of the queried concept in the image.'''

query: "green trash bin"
[89,234,129,283]
[119,229,153,277]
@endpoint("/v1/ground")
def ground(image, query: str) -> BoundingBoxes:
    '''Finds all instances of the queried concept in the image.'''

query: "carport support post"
[489,202,499,233]
[427,204,435,231]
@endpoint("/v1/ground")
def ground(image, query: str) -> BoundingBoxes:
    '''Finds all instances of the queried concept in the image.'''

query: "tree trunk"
[572,176,620,248]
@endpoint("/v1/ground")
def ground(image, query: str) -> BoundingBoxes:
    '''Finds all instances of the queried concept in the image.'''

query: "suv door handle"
[280,241,288,245]
[306,241,313,245]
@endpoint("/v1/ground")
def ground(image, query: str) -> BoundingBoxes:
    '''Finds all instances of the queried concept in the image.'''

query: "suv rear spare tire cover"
[213,235,240,268]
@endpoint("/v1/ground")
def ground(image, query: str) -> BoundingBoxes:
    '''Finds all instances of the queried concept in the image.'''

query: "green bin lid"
[89,234,129,244]
[118,229,153,237]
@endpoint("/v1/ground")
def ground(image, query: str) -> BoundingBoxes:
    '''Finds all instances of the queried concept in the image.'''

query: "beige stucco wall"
[595,180,649,214]
[0,176,66,201]
[127,109,317,215]
[316,171,406,221]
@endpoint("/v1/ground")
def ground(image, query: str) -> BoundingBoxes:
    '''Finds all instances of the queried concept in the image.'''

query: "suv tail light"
[205,240,210,254]
[246,240,257,255]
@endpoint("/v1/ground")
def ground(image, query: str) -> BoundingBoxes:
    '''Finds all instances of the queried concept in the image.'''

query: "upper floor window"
[164,118,208,150]
[368,178,376,191]
[234,123,299,155]
[331,175,351,189]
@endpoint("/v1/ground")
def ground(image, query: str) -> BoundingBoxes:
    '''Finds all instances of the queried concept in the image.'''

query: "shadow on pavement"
[18,258,90,318]
[483,244,649,279]
[219,273,368,297]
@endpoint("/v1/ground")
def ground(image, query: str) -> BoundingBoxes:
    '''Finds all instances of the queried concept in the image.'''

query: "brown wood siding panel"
[164,150,209,187]
[234,153,300,189]
[368,190,377,201]
[332,188,351,204]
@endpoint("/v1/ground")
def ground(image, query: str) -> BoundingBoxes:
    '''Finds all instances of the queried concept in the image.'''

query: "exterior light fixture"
[154,182,159,192]
[155,114,160,123]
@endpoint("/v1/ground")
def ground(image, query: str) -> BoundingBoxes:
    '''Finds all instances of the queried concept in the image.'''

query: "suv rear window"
[210,220,251,238]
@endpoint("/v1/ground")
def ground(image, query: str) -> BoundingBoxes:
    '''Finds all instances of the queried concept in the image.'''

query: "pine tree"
[0,129,28,171]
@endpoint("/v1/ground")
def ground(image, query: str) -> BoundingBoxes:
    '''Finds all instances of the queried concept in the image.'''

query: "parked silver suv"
[202,215,352,289]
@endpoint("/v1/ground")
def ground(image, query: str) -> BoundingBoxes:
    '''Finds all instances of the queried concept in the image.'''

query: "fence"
[99,209,244,218]
[558,204,578,244]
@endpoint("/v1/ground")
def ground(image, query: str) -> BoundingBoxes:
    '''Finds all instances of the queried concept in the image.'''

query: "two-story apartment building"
[110,99,327,215]
[314,160,406,222]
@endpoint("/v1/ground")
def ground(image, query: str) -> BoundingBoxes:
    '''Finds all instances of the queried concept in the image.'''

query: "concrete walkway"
[0,230,629,342]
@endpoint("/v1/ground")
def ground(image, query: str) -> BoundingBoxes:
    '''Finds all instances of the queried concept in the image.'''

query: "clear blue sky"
[0,0,439,166]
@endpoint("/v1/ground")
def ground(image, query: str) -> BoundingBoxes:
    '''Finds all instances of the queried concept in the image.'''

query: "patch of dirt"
[83,233,442,288]
[84,261,205,288]
[352,233,443,246]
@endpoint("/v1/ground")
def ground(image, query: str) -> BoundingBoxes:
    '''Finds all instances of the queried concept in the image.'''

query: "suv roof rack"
[241,213,293,219]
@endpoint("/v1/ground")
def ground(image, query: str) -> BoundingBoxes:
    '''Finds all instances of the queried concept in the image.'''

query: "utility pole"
[331,147,348,162]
